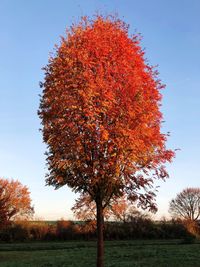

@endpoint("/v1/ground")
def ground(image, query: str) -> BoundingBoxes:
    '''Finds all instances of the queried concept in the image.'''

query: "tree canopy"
[39,15,174,267]
[39,15,173,209]
[169,188,200,221]
[0,178,34,227]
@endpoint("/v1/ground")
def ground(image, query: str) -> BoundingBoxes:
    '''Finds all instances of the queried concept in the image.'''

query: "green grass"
[0,240,200,267]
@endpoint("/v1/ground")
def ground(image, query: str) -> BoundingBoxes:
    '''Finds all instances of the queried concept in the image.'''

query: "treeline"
[0,217,199,242]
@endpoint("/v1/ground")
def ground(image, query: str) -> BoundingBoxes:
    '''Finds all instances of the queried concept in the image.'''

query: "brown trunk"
[96,199,104,267]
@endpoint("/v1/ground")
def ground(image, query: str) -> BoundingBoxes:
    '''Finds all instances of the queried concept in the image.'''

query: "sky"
[0,0,199,220]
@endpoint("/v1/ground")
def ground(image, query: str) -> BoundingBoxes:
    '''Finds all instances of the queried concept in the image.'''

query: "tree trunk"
[96,199,104,267]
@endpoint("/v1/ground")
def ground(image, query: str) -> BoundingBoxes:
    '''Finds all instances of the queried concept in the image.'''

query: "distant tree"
[72,194,97,222]
[39,15,174,267]
[169,188,200,221]
[0,178,34,226]
[72,194,137,222]
[0,184,9,225]
[110,196,140,223]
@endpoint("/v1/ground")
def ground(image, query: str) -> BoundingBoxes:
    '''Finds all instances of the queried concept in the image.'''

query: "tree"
[0,178,34,227]
[169,188,200,221]
[110,197,140,223]
[39,15,174,267]
[72,194,138,223]
[72,194,99,222]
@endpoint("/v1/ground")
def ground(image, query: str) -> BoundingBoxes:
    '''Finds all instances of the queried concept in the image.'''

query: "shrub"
[56,220,75,240]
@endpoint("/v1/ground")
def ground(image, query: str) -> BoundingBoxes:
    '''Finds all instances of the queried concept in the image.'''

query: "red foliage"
[39,15,174,210]
[39,15,174,267]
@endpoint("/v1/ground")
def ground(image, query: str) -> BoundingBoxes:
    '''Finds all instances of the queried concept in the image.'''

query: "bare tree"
[169,188,200,221]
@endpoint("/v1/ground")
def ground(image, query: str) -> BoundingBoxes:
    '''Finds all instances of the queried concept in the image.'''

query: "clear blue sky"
[0,0,199,220]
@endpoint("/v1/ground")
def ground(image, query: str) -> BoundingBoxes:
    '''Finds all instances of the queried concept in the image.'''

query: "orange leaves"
[39,14,174,211]
[0,178,34,225]
[72,193,132,222]
[101,130,109,141]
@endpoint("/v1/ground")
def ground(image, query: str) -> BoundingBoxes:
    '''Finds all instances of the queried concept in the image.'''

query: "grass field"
[0,240,200,267]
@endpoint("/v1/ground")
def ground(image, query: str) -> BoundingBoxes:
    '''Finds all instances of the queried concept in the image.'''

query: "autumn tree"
[72,194,97,222]
[39,15,174,267]
[72,194,138,223]
[169,188,200,221]
[110,197,140,223]
[0,178,34,227]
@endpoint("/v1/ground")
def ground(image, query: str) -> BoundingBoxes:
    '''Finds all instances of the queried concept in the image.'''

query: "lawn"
[0,240,200,267]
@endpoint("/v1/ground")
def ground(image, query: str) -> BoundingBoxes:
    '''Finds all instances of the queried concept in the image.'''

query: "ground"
[0,240,200,267]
